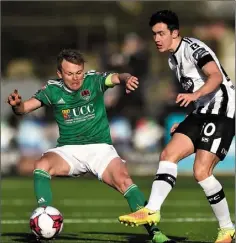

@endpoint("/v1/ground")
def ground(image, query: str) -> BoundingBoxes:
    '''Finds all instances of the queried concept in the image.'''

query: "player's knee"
[193,165,211,182]
[34,158,54,176]
[160,147,189,162]
[160,149,175,161]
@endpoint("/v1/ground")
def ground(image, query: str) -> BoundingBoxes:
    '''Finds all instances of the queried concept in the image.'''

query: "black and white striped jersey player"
[169,36,235,160]
[118,10,236,243]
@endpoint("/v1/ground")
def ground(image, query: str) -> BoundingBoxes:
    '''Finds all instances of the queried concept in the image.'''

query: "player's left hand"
[176,92,199,107]
[125,76,139,94]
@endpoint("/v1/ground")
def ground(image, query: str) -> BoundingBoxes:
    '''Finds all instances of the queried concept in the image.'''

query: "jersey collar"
[63,83,74,93]
[173,38,183,55]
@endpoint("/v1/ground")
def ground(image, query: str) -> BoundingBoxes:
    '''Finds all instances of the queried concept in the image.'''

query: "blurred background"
[1,1,235,176]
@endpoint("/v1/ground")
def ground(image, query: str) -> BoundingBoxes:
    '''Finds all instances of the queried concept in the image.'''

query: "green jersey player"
[34,71,114,147]
[8,49,171,243]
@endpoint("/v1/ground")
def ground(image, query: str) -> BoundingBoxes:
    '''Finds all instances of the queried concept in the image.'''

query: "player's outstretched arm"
[110,73,139,94]
[7,89,42,115]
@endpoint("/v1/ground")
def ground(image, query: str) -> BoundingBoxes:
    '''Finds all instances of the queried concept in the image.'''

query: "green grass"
[1,176,235,243]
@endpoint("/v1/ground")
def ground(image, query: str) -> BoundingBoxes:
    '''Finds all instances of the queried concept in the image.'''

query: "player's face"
[151,23,177,52]
[57,60,85,91]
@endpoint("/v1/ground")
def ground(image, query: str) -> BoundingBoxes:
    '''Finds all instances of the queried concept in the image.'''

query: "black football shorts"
[173,113,235,160]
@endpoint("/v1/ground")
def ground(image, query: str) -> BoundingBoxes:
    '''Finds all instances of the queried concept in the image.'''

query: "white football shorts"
[44,143,125,180]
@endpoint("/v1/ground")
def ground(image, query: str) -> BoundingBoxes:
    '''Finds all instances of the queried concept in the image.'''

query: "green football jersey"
[33,71,114,146]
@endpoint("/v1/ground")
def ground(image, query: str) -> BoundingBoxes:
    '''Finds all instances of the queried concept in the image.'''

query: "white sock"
[198,175,234,229]
[146,161,177,211]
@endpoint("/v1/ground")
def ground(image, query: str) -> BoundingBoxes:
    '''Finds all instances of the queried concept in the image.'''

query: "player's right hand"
[170,123,179,135]
[125,76,139,94]
[7,89,22,107]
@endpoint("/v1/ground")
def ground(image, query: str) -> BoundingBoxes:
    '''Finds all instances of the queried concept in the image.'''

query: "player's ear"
[172,30,179,39]
[57,70,62,78]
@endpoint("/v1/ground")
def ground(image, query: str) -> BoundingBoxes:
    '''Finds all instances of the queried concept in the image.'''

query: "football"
[30,206,63,239]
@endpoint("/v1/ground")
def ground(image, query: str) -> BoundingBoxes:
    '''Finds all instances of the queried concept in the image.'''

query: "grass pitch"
[1,175,234,243]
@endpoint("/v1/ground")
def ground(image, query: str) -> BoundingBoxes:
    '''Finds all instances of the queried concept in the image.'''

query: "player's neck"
[169,36,182,53]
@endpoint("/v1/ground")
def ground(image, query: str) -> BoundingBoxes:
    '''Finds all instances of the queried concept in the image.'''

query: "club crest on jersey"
[81,89,91,100]
[62,109,71,120]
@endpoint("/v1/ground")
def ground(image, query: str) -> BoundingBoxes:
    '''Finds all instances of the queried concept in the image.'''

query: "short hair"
[149,10,179,31]
[57,49,85,72]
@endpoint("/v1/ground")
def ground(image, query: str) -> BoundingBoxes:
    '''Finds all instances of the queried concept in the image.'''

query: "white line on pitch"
[1,217,217,224]
[1,199,208,207]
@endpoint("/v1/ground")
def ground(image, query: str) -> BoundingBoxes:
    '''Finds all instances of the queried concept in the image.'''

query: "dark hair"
[149,10,179,31]
[57,49,85,72]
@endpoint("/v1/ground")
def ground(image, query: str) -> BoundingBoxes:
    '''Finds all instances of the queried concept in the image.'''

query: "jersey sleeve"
[185,39,215,69]
[95,72,115,93]
[32,83,52,106]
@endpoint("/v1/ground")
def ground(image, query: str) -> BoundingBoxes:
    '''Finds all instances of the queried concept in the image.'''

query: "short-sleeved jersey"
[33,70,114,146]
[168,37,235,118]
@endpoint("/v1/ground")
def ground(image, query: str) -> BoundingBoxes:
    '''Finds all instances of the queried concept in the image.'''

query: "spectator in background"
[99,41,125,73]
[122,33,150,83]
[99,33,150,127]
[99,41,125,122]
[120,33,150,125]
[193,21,235,84]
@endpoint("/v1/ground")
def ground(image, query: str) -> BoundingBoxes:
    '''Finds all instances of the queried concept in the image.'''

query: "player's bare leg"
[34,152,71,207]
[119,133,194,226]
[102,158,172,243]
[102,157,133,194]
[194,150,235,243]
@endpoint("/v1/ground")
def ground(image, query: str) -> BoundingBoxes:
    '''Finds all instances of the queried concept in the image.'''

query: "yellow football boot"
[215,228,235,243]
[119,208,160,226]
